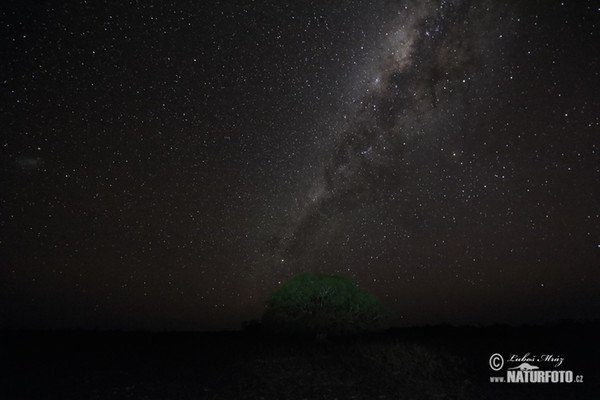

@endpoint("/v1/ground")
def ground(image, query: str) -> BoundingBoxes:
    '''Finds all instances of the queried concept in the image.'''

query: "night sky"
[2,0,599,331]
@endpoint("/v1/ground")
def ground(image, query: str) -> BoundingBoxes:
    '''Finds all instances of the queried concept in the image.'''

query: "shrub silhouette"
[262,272,389,335]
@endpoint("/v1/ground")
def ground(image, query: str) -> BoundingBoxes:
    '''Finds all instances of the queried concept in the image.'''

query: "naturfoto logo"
[488,353,583,384]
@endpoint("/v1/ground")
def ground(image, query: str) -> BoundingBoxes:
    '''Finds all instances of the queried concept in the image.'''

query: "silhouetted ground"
[1,322,598,399]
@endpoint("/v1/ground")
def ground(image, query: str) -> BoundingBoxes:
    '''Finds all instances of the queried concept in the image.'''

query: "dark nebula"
[1,0,599,330]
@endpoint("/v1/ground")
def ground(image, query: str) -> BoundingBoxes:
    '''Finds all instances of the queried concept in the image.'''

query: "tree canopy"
[262,272,389,335]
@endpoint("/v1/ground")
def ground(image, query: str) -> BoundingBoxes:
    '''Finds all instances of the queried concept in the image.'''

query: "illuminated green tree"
[262,272,389,335]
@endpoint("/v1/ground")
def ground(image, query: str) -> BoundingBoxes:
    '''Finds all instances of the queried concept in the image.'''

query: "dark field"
[2,324,598,399]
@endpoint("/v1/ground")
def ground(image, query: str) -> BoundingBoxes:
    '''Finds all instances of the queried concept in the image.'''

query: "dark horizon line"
[2,318,599,334]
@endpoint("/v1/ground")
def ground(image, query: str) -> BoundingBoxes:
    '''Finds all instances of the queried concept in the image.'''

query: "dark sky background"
[2,0,599,330]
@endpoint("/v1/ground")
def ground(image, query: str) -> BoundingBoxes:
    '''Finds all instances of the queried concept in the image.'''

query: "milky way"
[255,0,518,271]
[2,0,599,329]
[250,0,600,325]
